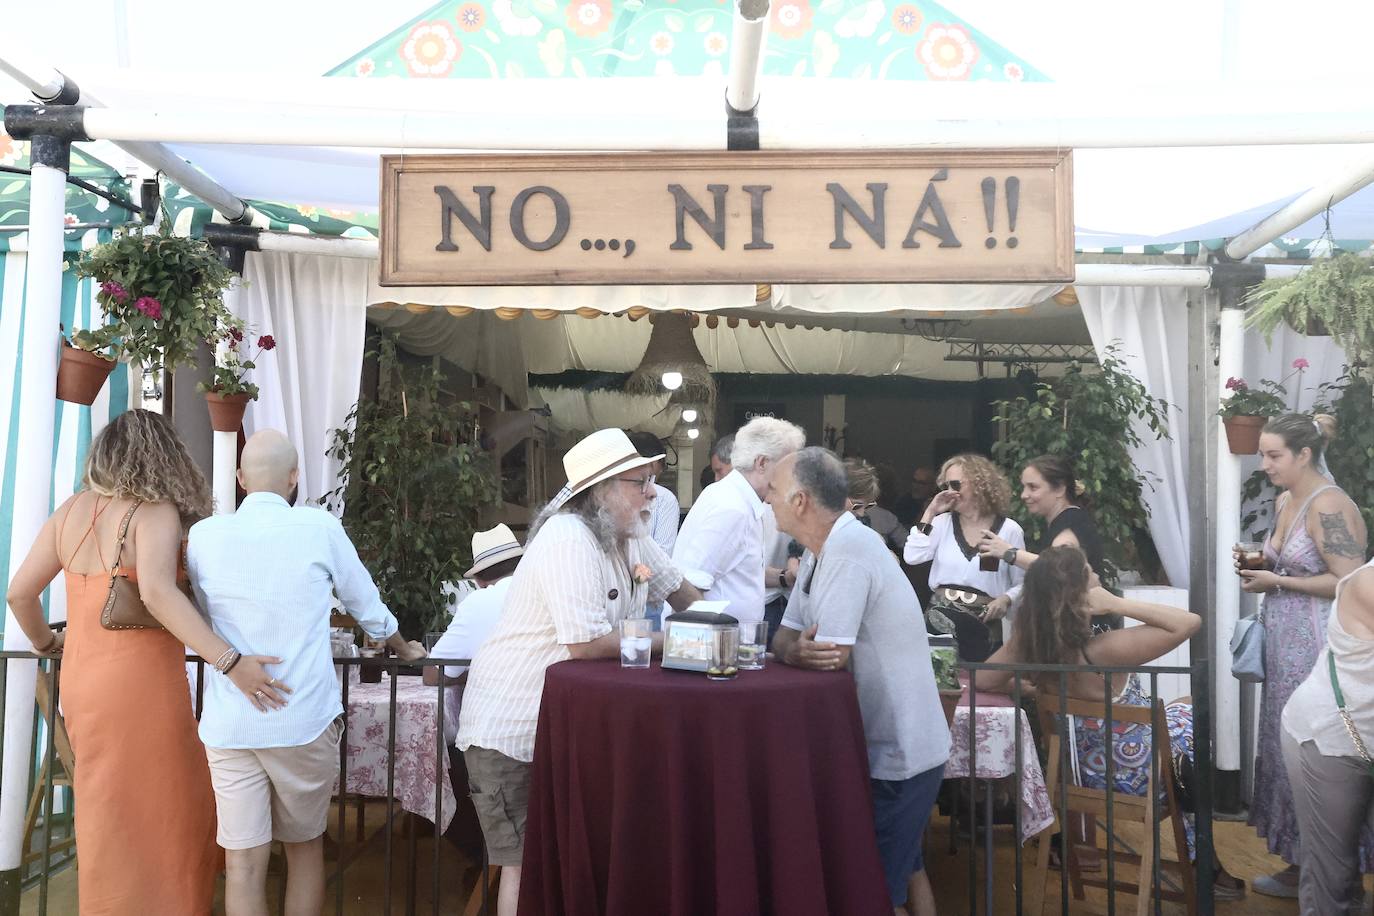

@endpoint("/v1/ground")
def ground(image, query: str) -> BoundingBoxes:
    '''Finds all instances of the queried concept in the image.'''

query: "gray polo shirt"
[781,512,951,781]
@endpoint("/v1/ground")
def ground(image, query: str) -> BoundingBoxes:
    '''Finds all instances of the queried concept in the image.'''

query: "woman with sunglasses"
[903,454,1025,661]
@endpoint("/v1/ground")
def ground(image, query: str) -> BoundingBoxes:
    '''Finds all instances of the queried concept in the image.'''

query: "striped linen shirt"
[456,512,684,762]
[188,492,399,749]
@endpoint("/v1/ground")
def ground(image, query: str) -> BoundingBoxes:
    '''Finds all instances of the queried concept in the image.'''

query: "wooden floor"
[20,807,1371,914]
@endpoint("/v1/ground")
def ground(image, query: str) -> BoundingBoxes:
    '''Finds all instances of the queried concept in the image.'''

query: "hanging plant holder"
[624,312,716,405]
[56,340,116,405]
[204,391,251,432]
[1244,253,1374,363]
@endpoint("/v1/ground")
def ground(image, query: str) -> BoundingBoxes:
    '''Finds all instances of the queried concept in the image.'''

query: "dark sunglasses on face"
[938,480,962,492]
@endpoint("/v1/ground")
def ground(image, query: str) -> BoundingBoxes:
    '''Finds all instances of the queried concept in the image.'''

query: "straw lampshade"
[625,311,715,404]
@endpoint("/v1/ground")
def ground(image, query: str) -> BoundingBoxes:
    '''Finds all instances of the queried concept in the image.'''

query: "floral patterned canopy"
[326,0,1047,82]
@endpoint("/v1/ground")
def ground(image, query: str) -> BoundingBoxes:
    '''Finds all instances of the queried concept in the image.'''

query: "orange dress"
[59,505,219,914]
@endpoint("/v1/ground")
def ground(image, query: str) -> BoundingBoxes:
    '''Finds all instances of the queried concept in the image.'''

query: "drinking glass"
[358,646,383,684]
[706,627,739,680]
[1234,541,1268,572]
[978,554,1000,573]
[620,618,652,669]
[737,621,769,670]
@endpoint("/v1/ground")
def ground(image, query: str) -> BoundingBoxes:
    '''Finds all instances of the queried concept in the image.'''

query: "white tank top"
[1283,558,1374,757]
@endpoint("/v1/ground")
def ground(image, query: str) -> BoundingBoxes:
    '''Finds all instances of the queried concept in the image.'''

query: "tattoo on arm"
[1320,511,1365,560]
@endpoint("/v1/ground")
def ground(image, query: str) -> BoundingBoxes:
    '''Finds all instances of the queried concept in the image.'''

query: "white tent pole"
[725,0,770,115]
[73,106,1374,150]
[0,155,66,888]
[1213,301,1246,773]
[1223,151,1374,259]
[211,281,244,515]
[0,50,253,223]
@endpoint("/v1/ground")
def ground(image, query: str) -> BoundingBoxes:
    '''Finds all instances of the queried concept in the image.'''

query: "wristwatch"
[777,569,788,589]
[1002,548,1018,566]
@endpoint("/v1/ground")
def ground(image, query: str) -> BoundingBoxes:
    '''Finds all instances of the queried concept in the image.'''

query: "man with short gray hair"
[674,417,804,626]
[768,446,949,916]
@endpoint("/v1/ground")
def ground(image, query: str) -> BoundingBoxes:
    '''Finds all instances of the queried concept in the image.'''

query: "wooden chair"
[1026,693,1196,916]
[463,865,500,916]
[23,669,77,867]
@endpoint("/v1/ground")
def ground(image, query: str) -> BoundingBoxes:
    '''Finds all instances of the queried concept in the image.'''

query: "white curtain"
[236,251,369,508]
[530,387,682,438]
[1077,286,1192,588]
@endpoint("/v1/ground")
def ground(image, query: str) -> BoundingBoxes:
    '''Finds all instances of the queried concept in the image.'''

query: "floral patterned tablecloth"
[947,704,1055,843]
[336,677,457,831]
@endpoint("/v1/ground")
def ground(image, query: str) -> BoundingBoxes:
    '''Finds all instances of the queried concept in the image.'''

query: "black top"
[893,493,929,528]
[1044,506,1105,578]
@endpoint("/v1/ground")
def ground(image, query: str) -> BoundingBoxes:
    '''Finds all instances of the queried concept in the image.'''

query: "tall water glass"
[707,627,739,680]
[737,621,769,670]
[620,618,652,669]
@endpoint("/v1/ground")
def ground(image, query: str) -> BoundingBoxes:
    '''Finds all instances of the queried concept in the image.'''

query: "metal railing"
[954,658,1215,916]
[3,650,487,916]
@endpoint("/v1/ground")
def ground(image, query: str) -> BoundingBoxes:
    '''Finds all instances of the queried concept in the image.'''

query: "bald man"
[187,430,426,916]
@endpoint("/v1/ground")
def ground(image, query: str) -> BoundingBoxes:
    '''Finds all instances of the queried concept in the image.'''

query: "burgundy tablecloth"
[518,660,891,916]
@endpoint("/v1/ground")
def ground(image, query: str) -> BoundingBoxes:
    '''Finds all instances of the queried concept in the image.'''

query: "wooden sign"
[379,150,1073,286]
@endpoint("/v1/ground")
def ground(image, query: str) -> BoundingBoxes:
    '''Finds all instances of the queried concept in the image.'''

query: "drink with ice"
[620,618,652,669]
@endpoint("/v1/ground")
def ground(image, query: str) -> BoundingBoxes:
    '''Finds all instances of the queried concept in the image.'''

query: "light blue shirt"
[188,492,399,749]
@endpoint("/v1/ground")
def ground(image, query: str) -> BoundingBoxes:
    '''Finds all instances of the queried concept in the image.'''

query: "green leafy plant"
[1320,367,1374,557]
[1244,253,1374,364]
[196,325,275,400]
[324,334,499,637]
[1217,376,1288,419]
[991,342,1173,585]
[72,225,235,369]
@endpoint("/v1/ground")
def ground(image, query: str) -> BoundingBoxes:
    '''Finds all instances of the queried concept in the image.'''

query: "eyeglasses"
[847,500,877,512]
[612,474,656,495]
[938,480,962,492]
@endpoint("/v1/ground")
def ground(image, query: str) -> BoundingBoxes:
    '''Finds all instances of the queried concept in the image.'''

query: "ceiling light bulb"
[661,371,684,391]
[681,408,698,423]
[687,427,700,440]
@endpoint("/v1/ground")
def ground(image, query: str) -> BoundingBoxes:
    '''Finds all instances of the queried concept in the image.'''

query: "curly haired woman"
[903,454,1025,661]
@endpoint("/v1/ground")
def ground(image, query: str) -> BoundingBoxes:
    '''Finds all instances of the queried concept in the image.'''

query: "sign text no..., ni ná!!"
[378,151,1073,286]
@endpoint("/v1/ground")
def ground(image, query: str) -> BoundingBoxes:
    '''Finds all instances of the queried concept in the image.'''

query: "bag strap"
[1328,651,1374,778]
[107,501,143,579]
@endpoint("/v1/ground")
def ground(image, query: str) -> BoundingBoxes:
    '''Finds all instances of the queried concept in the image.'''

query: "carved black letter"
[827,182,887,249]
[742,184,773,251]
[434,185,495,252]
[668,184,729,251]
[509,186,570,252]
[902,182,962,249]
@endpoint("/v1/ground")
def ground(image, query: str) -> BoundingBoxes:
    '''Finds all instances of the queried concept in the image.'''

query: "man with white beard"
[457,428,703,916]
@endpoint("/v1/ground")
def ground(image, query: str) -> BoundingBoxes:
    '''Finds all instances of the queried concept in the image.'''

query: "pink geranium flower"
[134,296,162,319]
[99,281,129,302]
[1292,357,1310,370]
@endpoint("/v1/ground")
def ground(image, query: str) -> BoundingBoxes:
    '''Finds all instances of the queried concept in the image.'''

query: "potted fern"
[1244,253,1374,363]
[1217,376,1287,454]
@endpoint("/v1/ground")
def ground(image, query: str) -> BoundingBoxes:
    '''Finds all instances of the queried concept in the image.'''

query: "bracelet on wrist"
[222,651,243,675]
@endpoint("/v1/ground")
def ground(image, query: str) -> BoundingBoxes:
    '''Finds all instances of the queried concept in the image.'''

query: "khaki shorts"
[463,746,531,867]
[206,718,343,850]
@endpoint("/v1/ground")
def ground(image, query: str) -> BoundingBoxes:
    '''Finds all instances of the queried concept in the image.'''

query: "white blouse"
[903,512,1026,598]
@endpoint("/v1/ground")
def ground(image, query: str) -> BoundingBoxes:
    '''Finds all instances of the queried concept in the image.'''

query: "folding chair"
[23,669,77,867]
[1027,693,1196,916]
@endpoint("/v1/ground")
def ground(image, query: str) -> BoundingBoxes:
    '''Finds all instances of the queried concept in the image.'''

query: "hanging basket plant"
[73,225,237,372]
[1244,253,1374,363]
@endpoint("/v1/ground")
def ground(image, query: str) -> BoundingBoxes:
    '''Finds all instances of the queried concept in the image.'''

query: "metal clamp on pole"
[725,0,768,151]
[202,223,263,276]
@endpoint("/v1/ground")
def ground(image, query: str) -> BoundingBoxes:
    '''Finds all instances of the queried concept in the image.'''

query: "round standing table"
[517,659,892,916]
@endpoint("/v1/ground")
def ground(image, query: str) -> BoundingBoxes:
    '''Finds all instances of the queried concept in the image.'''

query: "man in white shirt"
[769,447,950,916]
[673,416,804,626]
[188,430,426,916]
[425,524,523,864]
[457,428,703,916]
[625,430,680,629]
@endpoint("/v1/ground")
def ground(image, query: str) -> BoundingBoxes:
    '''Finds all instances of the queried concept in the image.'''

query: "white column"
[0,160,66,877]
[1213,305,1246,771]
[211,281,244,515]
[674,433,696,509]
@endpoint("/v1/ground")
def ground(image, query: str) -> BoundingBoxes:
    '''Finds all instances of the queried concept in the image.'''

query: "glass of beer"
[979,553,1000,573]
[1235,541,1268,572]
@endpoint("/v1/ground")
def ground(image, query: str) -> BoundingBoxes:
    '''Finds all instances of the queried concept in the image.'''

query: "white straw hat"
[561,428,663,500]
[464,524,524,579]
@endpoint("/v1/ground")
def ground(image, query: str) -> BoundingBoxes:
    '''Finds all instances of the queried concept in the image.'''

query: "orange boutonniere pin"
[632,564,653,584]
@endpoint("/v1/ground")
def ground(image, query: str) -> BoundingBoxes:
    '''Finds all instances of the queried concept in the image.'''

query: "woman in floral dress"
[1242,413,1368,898]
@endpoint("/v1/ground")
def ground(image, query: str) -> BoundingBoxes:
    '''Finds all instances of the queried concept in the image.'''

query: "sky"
[4,0,1374,236]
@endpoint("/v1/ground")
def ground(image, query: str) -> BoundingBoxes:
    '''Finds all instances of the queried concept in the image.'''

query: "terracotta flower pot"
[204,391,252,432]
[56,342,116,405]
[1223,415,1267,455]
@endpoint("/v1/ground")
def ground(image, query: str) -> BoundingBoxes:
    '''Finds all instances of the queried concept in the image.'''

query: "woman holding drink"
[1238,413,1369,898]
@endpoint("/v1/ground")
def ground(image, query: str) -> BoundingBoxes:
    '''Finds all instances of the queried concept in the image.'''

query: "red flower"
[99,281,128,302]
[1225,377,1247,391]
[258,335,276,351]
[229,326,245,343]
[135,296,162,320]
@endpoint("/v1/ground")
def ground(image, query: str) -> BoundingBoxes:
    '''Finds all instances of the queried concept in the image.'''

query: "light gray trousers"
[1282,730,1374,915]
